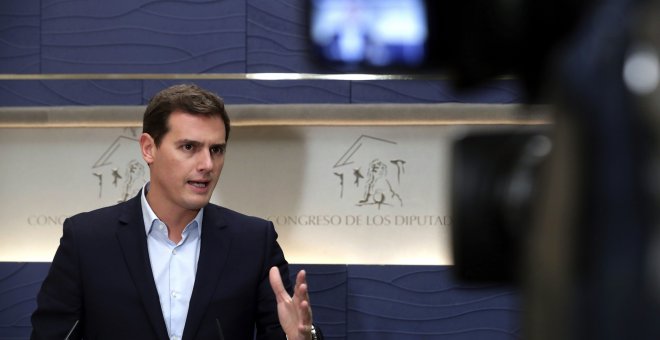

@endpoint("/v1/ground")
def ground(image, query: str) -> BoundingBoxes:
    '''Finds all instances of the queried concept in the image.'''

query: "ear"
[140,133,156,165]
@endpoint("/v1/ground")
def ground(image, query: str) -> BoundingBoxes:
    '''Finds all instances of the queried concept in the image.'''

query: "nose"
[197,150,214,172]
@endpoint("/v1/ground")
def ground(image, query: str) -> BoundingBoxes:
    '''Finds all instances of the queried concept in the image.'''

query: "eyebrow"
[177,139,226,149]
[177,139,202,147]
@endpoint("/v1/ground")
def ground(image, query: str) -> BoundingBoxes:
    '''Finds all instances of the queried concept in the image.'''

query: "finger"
[294,269,306,292]
[269,266,290,303]
[294,270,310,302]
[298,299,312,326]
[295,282,310,304]
[296,269,307,286]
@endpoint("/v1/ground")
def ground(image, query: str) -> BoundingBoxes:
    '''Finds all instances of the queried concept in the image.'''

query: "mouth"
[188,180,210,190]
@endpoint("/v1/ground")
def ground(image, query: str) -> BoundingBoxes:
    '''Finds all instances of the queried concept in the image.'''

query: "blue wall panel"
[247,0,321,73]
[40,0,246,74]
[290,264,348,340]
[0,1,42,107]
[0,263,520,340]
[0,80,142,106]
[0,263,49,340]
[0,1,40,74]
[143,79,350,104]
[351,80,523,104]
[346,266,520,339]
[241,80,350,104]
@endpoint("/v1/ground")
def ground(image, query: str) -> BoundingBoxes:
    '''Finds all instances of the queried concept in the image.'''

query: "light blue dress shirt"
[140,183,203,340]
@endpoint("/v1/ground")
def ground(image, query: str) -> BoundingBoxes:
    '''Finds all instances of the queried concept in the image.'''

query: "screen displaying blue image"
[310,0,428,68]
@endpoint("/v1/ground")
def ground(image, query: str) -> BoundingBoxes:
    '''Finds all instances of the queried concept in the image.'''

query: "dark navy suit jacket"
[31,192,291,340]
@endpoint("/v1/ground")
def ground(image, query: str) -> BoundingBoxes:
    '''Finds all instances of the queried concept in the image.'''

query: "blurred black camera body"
[451,130,552,283]
[309,0,660,339]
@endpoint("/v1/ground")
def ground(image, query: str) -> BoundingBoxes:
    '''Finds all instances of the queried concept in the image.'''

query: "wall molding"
[0,103,551,128]
[0,73,514,81]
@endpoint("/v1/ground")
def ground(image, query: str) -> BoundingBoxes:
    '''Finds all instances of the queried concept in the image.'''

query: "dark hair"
[143,84,230,146]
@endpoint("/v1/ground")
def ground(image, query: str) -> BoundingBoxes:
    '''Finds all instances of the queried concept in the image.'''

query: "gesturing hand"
[269,267,313,340]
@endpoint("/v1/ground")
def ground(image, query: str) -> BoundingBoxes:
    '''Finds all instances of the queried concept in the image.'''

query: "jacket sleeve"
[255,221,290,340]
[31,218,83,340]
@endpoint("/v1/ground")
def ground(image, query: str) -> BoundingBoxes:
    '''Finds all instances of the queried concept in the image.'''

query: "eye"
[183,144,194,151]
[210,145,225,155]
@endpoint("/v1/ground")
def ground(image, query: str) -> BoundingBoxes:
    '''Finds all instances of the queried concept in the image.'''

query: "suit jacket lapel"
[182,206,232,340]
[116,193,170,340]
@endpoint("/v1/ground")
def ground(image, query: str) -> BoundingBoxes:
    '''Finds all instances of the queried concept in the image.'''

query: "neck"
[145,191,198,243]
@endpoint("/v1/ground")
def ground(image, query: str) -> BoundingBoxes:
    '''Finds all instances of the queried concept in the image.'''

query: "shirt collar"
[140,182,204,237]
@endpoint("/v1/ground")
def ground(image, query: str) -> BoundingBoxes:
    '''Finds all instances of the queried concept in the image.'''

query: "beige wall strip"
[0,103,551,128]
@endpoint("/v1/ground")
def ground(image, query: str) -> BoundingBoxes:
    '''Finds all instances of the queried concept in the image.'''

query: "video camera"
[308,1,660,339]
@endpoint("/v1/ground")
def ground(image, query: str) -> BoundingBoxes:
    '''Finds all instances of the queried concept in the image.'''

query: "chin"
[183,197,211,210]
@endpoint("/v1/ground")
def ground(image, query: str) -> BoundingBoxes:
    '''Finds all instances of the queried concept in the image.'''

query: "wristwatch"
[285,324,322,340]
[310,324,318,340]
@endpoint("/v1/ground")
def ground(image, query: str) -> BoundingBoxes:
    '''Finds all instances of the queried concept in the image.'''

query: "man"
[31,84,321,340]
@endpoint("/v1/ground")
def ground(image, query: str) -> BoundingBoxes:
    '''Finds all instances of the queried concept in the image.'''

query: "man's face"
[141,111,226,215]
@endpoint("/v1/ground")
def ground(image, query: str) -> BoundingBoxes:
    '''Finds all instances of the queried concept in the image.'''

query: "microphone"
[215,318,225,340]
[64,320,79,340]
